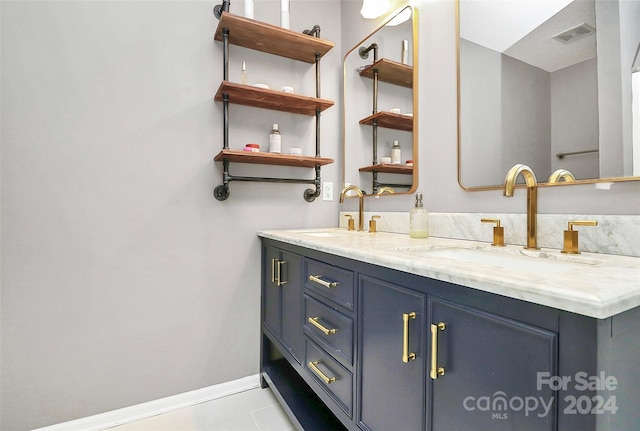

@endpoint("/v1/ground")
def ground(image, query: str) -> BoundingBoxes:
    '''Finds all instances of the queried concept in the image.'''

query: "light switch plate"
[322,182,333,201]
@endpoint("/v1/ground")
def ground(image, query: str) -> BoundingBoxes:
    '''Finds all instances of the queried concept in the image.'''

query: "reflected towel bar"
[555,149,599,159]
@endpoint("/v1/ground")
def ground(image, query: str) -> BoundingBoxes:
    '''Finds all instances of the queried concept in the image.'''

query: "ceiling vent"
[552,23,595,44]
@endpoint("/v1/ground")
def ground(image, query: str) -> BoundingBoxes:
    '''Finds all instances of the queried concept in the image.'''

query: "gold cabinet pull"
[271,258,277,283]
[308,317,337,335]
[430,322,446,379]
[308,361,336,384]
[309,275,339,288]
[276,260,287,286]
[402,312,417,363]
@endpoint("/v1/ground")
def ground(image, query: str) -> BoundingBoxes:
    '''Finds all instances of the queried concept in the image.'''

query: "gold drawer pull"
[430,322,446,379]
[402,312,417,363]
[308,317,337,335]
[309,275,339,288]
[308,360,336,384]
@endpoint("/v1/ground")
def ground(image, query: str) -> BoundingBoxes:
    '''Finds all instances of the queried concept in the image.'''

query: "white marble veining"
[259,228,640,320]
[339,212,640,257]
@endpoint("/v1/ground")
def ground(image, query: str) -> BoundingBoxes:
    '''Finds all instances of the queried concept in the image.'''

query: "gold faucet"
[503,164,539,249]
[548,169,575,183]
[339,185,365,231]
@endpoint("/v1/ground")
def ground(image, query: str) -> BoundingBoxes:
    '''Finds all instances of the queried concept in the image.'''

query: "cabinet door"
[429,298,557,431]
[263,245,282,337]
[358,276,427,431]
[279,250,303,364]
[262,245,304,364]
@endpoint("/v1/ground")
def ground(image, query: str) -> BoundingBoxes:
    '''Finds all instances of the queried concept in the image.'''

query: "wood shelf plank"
[214,13,334,63]
[214,149,333,168]
[359,112,413,132]
[359,164,413,175]
[215,81,334,116]
[359,59,413,88]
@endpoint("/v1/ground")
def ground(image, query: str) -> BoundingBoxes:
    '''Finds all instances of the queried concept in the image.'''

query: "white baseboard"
[32,374,261,431]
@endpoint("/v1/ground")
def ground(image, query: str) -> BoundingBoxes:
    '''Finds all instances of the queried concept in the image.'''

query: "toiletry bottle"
[280,0,290,29]
[269,124,282,153]
[241,61,248,84]
[409,192,429,238]
[391,140,402,164]
[244,0,254,19]
[401,40,409,64]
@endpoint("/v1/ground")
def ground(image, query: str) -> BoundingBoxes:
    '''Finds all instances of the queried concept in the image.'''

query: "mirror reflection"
[343,6,417,195]
[458,0,640,188]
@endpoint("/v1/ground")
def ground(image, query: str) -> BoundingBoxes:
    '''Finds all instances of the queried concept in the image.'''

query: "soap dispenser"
[410,192,429,238]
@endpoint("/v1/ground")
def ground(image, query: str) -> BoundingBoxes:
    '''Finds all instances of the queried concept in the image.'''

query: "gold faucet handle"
[562,220,598,254]
[369,215,381,233]
[481,218,505,247]
[344,214,355,231]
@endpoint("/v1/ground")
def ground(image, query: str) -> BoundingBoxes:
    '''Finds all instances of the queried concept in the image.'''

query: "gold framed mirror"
[457,0,640,190]
[342,5,418,195]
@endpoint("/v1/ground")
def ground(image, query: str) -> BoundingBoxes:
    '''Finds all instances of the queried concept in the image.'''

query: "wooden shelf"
[214,149,333,168]
[359,59,413,88]
[359,112,413,132]
[214,12,334,63]
[215,81,334,116]
[359,164,413,175]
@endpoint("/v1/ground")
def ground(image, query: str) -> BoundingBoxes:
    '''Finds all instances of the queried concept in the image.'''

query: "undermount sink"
[284,229,352,238]
[396,244,603,272]
[304,231,344,238]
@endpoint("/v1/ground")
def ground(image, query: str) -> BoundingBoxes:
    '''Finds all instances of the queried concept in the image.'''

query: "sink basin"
[284,229,352,238]
[304,232,343,238]
[398,245,602,273]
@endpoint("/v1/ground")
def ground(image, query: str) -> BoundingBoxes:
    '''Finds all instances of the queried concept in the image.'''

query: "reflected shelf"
[360,112,413,131]
[359,164,413,175]
[359,59,413,88]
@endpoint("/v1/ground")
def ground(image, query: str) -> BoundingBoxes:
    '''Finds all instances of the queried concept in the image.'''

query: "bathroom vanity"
[259,229,640,431]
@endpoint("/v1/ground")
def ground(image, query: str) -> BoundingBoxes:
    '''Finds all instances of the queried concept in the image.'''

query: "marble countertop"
[258,228,640,319]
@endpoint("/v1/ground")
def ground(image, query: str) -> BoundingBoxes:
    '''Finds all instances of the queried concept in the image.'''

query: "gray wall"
[501,54,551,181]
[550,58,599,179]
[2,1,639,431]
[460,40,601,186]
[0,1,342,430]
[459,39,502,186]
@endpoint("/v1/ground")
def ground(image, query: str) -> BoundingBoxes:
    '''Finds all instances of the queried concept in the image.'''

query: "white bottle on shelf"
[244,0,254,19]
[269,124,282,153]
[240,61,248,84]
[391,140,402,164]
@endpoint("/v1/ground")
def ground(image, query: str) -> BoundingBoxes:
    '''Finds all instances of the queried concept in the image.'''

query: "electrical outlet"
[322,181,334,201]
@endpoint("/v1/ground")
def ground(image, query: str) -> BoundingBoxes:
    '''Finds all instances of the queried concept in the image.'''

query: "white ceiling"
[460,0,597,72]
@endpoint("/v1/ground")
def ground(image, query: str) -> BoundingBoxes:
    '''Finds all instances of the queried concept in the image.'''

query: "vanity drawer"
[304,294,353,365]
[304,258,354,310]
[305,339,353,418]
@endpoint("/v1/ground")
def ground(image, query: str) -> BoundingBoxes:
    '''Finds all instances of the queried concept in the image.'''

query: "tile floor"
[105,387,295,431]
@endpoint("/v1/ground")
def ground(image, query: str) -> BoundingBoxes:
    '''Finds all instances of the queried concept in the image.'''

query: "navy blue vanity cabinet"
[263,244,304,364]
[260,238,631,431]
[358,275,427,431]
[428,297,558,431]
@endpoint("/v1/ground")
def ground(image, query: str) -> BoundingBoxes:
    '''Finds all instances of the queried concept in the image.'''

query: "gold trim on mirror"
[456,0,640,191]
[342,5,419,196]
